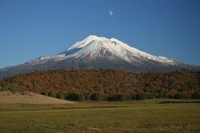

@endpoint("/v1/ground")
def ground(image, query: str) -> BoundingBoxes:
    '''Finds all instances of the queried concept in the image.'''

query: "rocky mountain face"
[0,35,199,79]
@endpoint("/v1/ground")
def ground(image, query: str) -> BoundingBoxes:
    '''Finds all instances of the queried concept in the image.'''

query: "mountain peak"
[86,35,120,42]
[85,35,109,42]
[86,35,99,39]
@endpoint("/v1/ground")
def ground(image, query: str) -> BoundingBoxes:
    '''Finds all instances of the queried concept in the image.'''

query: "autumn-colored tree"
[0,69,199,100]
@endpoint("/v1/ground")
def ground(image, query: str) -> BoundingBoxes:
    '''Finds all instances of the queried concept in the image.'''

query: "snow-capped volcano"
[28,35,180,66]
[0,35,199,79]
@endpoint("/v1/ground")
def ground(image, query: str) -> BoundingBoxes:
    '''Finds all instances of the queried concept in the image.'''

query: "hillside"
[0,69,200,101]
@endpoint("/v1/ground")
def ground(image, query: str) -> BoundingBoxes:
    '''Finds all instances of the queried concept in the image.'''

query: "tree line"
[0,69,199,101]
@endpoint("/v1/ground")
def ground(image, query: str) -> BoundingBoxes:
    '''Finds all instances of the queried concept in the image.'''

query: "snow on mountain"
[60,35,129,61]
[28,35,180,66]
[110,38,180,65]
[27,54,66,65]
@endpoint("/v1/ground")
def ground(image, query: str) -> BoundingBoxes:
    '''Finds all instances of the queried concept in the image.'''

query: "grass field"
[0,100,200,133]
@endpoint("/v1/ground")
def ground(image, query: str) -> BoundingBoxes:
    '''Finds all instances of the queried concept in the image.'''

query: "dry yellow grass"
[0,91,75,104]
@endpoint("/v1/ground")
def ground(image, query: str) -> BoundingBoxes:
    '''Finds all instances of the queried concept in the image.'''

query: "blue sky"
[0,0,200,68]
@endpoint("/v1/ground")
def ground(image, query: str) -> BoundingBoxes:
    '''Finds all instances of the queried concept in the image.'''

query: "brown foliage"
[0,69,199,100]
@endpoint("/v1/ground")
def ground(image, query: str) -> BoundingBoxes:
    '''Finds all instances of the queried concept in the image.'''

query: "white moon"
[109,10,113,16]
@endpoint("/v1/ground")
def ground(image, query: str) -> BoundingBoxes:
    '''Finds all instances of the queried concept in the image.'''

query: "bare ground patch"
[0,91,75,104]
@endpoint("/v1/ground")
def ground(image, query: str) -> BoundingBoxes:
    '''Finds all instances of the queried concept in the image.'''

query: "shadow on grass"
[159,100,200,104]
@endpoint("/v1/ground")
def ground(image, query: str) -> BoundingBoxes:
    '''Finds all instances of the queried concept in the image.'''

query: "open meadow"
[0,100,200,133]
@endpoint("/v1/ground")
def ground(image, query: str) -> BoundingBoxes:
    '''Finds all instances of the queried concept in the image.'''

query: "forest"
[0,69,199,101]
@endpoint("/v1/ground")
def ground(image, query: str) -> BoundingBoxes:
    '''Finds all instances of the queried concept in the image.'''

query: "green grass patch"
[0,101,200,133]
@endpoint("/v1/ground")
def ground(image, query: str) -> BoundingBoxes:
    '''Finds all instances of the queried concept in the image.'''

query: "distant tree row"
[0,69,200,101]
